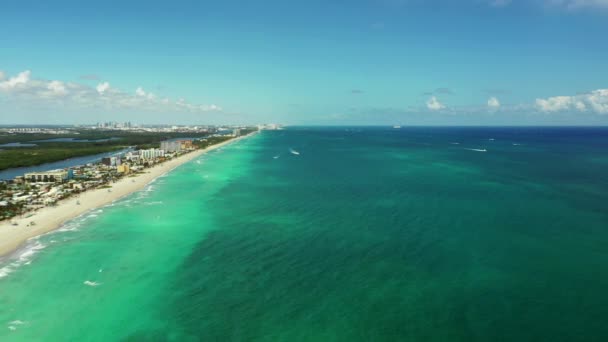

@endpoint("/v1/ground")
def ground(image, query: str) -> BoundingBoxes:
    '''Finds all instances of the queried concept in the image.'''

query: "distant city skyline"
[1,0,607,125]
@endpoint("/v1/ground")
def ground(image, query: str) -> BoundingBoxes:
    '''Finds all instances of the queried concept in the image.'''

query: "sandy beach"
[0,133,256,257]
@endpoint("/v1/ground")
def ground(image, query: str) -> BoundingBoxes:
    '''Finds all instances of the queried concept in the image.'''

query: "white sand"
[0,133,255,257]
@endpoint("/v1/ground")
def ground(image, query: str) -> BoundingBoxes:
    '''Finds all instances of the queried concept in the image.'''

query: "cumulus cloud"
[135,87,146,97]
[426,96,445,111]
[46,80,68,97]
[0,71,5,81]
[535,89,608,114]
[0,70,223,115]
[587,89,608,113]
[488,96,501,109]
[0,70,31,90]
[135,86,156,100]
[96,82,110,94]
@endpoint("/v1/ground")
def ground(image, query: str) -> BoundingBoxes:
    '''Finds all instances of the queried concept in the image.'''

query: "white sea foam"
[0,207,105,279]
[450,142,460,145]
[56,209,99,232]
[0,240,47,279]
[84,280,101,287]
[465,148,487,152]
[56,221,82,232]
[0,267,11,279]
[16,241,46,262]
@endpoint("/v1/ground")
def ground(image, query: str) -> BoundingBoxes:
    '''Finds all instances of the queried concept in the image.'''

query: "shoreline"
[0,132,257,258]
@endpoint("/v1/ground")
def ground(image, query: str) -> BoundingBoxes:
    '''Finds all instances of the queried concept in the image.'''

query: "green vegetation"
[0,146,124,170]
[0,129,211,145]
[0,128,258,171]
[0,129,212,171]
[193,136,234,149]
[193,129,257,149]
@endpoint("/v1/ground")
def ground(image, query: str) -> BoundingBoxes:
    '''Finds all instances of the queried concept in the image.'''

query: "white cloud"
[535,89,608,114]
[0,71,5,81]
[135,86,146,97]
[0,70,223,115]
[0,70,31,90]
[587,89,608,113]
[47,80,68,97]
[426,96,445,111]
[536,96,572,112]
[135,86,156,100]
[488,96,501,109]
[575,101,587,111]
[200,104,222,111]
[96,82,110,95]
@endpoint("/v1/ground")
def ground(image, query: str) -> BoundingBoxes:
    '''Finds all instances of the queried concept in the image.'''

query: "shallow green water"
[1,127,608,341]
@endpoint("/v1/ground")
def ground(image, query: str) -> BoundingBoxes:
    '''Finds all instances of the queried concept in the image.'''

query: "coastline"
[0,132,256,257]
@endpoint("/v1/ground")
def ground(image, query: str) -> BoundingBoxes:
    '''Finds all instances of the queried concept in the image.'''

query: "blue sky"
[1,0,607,125]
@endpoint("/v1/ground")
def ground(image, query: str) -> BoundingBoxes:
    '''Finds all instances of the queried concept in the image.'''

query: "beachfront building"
[101,157,121,167]
[117,164,130,174]
[233,128,241,137]
[161,140,181,153]
[180,140,193,150]
[139,148,165,160]
[124,151,140,162]
[25,170,72,183]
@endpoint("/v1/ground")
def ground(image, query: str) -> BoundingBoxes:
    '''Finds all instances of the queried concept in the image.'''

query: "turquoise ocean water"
[1,127,608,341]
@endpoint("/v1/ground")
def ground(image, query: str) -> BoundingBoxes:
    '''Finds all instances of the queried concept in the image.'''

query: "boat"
[393,125,401,129]
[290,149,300,155]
